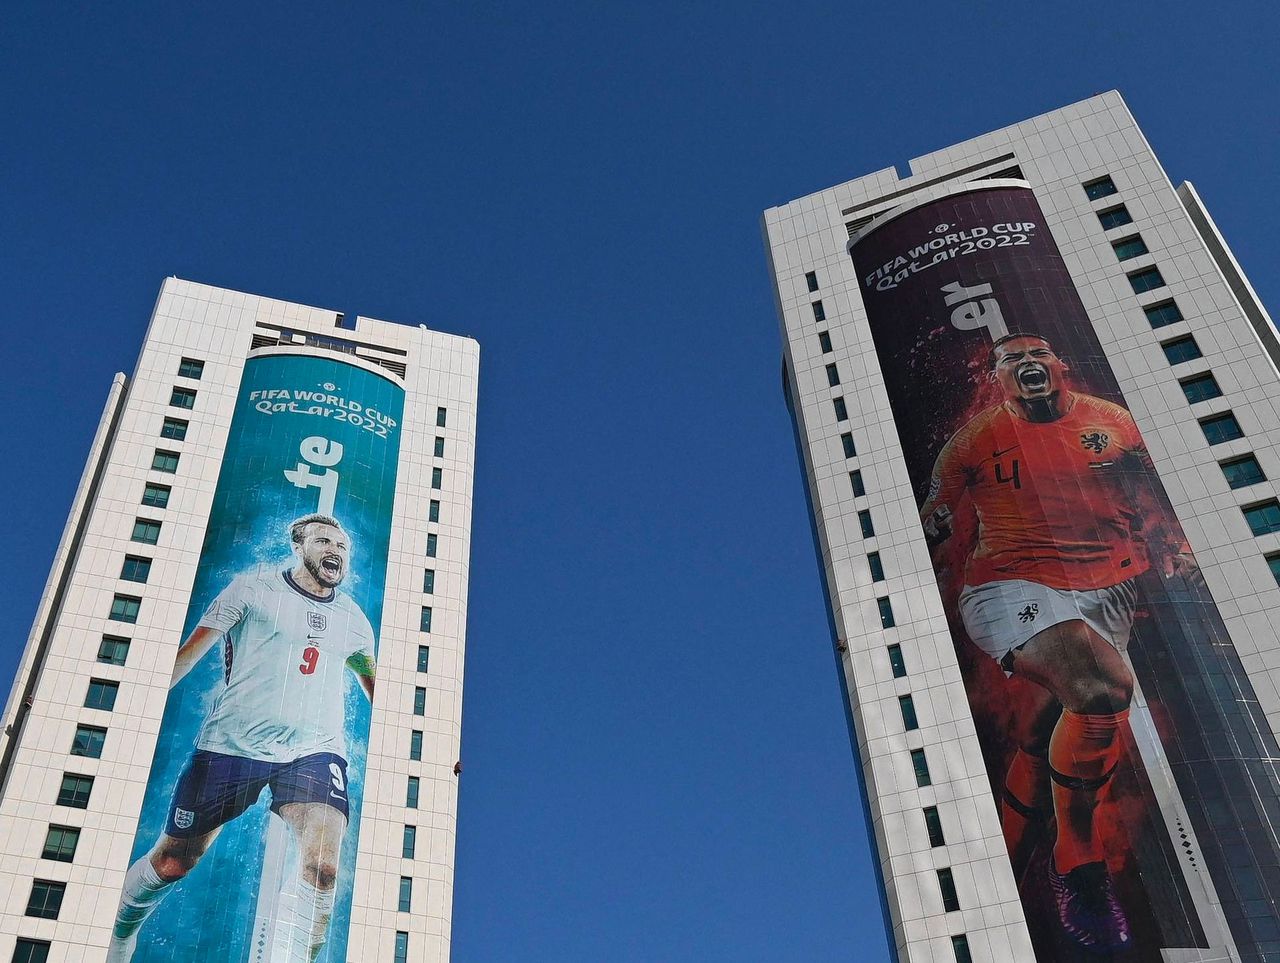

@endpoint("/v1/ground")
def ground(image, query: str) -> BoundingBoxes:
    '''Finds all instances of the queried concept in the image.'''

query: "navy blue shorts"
[165,750,349,838]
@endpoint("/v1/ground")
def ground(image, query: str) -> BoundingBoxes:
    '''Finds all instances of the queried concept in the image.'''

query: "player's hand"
[1163,552,1205,590]
[923,505,954,546]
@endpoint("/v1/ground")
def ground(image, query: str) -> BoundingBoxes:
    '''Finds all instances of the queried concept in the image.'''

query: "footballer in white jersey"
[108,514,376,963]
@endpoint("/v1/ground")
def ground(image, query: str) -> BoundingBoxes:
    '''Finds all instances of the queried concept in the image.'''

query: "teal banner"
[108,350,403,963]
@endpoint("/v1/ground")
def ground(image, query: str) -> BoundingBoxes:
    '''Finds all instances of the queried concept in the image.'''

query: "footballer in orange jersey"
[920,333,1198,952]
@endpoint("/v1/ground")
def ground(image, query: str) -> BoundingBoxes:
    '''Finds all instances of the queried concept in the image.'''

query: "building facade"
[0,279,478,963]
[764,92,1280,962]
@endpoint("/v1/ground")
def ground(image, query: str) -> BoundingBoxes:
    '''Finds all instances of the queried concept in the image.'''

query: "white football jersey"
[194,566,376,763]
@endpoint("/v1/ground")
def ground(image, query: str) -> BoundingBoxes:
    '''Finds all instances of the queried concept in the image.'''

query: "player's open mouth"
[320,556,343,578]
[1017,364,1049,392]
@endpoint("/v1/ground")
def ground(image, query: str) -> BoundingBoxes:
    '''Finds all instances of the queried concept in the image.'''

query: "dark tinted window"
[1112,235,1149,260]
[1161,336,1202,365]
[1097,205,1132,230]
[1201,413,1244,445]
[1128,267,1165,294]
[1144,300,1183,329]
[1084,176,1118,200]
[1244,501,1280,537]
[1180,372,1222,404]
[1221,455,1266,489]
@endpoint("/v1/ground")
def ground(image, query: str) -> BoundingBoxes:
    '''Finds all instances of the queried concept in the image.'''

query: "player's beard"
[1013,363,1064,422]
[306,554,345,589]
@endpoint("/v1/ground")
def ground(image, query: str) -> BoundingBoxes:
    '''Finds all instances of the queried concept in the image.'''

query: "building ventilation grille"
[250,327,407,380]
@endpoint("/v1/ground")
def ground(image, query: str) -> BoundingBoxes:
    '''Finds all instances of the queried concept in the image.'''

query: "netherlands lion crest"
[1080,430,1110,454]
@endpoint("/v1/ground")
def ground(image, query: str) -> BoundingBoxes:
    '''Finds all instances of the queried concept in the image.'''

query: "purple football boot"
[1048,860,1132,952]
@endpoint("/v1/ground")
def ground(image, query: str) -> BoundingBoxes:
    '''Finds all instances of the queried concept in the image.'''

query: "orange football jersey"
[923,392,1151,590]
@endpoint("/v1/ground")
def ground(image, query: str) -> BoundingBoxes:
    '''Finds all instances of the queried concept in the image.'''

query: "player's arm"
[347,650,376,701]
[171,576,249,686]
[170,625,222,687]
[920,434,970,550]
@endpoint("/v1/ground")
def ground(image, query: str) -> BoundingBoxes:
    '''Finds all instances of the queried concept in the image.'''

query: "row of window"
[1088,175,1280,568]
[24,362,212,931]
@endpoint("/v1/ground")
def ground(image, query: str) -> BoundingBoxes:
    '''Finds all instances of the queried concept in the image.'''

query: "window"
[805,271,819,292]
[426,534,438,558]
[1128,266,1165,294]
[41,825,80,862]
[395,932,409,963]
[420,607,433,632]
[924,806,945,847]
[417,645,430,673]
[428,499,440,523]
[832,397,848,422]
[431,467,443,489]
[409,730,423,761]
[1201,412,1244,446]
[169,386,197,409]
[1083,176,1118,200]
[1222,455,1266,490]
[1097,205,1133,230]
[12,939,50,963]
[434,436,445,457]
[109,594,142,624]
[423,569,436,594]
[849,470,865,497]
[879,597,896,629]
[160,417,189,441]
[398,876,413,913]
[868,551,885,583]
[25,881,65,920]
[858,510,875,539]
[402,825,417,858]
[1268,553,1280,587]
[1144,300,1183,329]
[825,363,840,387]
[406,776,420,809]
[120,555,152,583]
[841,433,856,458]
[71,724,107,758]
[436,407,447,427]
[910,748,931,787]
[57,774,93,808]
[1244,500,1280,537]
[1161,335,1202,365]
[132,519,162,544]
[818,331,833,353]
[937,868,960,911]
[1180,372,1222,404]
[898,693,917,730]
[413,687,426,715]
[812,300,826,322]
[178,357,205,379]
[951,934,973,963]
[85,679,119,711]
[151,449,180,473]
[141,483,171,508]
[1112,235,1149,261]
[887,643,906,678]
[97,635,131,666]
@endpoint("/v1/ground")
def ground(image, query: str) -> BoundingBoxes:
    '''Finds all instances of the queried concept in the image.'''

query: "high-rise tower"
[0,279,477,963]
[764,92,1280,962]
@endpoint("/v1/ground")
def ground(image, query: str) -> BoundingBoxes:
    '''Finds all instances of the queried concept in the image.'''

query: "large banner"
[849,184,1280,960]
[108,349,403,963]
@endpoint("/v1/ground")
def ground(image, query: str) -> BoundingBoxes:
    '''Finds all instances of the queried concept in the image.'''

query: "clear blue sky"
[2,3,1276,960]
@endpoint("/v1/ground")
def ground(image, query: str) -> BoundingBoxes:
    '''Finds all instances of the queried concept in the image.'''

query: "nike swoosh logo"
[991,445,1020,458]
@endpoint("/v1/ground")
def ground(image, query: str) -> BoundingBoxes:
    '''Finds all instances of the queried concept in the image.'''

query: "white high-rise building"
[0,279,478,963]
[764,92,1280,962]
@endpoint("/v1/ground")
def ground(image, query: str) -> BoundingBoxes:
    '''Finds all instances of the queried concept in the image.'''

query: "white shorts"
[958,578,1138,667]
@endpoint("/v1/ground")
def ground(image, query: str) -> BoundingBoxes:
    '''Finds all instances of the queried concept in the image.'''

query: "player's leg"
[1008,618,1133,949]
[1000,688,1059,880]
[269,754,350,963]
[108,750,269,962]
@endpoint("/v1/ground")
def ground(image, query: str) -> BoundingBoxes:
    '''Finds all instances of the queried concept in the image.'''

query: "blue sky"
[2,2,1277,960]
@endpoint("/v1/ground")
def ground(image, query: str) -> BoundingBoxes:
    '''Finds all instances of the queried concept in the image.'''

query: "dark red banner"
[849,184,1280,960]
